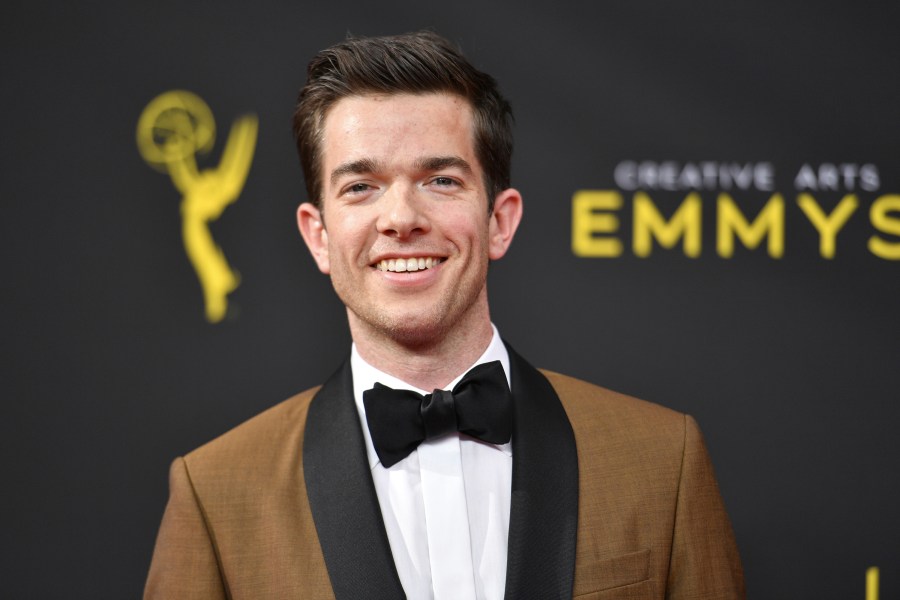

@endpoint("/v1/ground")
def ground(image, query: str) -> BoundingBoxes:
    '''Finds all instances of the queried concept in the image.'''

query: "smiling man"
[145,32,745,599]
[298,91,521,392]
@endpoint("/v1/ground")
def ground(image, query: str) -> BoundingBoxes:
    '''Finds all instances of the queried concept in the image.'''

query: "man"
[145,31,744,599]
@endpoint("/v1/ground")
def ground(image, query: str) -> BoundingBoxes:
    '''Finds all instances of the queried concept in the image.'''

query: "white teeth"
[376,257,442,272]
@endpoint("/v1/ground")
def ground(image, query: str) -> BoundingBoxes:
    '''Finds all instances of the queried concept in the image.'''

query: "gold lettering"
[137,91,258,322]
[571,190,623,257]
[796,194,858,258]
[632,192,702,257]
[868,195,900,260]
[717,193,785,258]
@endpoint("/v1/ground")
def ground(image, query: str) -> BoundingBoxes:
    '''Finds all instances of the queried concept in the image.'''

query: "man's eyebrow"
[330,158,382,186]
[329,156,473,187]
[415,156,473,174]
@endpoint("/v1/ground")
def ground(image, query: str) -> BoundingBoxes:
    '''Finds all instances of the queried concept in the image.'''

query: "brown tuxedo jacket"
[145,346,744,599]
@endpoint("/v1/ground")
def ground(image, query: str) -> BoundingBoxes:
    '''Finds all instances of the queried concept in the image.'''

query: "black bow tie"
[362,360,513,468]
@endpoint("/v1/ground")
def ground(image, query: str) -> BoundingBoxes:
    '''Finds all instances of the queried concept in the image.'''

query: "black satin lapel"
[504,344,579,600]
[303,359,406,599]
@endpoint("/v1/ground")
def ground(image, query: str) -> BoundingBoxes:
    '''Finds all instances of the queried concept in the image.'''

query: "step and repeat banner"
[3,1,897,597]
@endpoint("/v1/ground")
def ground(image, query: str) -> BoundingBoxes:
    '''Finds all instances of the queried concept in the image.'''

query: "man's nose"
[376,184,431,239]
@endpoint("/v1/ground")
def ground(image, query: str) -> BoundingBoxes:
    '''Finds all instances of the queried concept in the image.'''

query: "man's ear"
[297,202,330,274]
[488,188,523,260]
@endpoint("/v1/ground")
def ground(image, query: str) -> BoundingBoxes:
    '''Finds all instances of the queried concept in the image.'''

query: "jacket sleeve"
[666,415,746,599]
[144,457,227,599]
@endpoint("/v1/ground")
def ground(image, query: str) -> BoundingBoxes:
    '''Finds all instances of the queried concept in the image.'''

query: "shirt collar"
[351,324,512,470]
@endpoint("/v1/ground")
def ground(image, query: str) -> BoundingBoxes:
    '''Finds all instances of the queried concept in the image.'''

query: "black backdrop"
[2,1,898,597]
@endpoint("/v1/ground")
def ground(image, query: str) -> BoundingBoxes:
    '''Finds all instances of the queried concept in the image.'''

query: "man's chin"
[349,309,450,348]
[381,319,449,348]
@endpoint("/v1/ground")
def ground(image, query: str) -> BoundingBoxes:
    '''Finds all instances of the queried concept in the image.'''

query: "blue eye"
[349,183,370,193]
[433,177,456,186]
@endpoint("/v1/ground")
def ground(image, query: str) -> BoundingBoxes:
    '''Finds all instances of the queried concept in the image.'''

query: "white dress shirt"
[350,325,512,600]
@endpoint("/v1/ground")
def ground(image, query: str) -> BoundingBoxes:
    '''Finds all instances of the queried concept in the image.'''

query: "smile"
[374,257,444,272]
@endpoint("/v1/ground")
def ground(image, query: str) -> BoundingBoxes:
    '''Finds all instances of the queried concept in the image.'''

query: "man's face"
[297,92,520,348]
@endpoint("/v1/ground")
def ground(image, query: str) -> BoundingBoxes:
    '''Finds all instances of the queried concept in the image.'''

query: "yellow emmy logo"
[867,567,879,600]
[137,90,258,323]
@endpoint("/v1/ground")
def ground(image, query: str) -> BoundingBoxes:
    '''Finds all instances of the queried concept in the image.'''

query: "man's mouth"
[374,257,444,272]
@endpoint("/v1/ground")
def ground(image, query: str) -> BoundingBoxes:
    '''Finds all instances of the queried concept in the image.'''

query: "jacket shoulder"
[540,369,688,450]
[154,386,336,598]
[539,372,744,597]
[183,385,321,479]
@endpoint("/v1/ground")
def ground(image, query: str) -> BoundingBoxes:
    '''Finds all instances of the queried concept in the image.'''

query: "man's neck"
[349,315,495,391]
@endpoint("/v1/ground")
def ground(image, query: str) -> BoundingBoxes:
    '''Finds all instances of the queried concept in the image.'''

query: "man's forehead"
[327,90,471,113]
[320,92,480,176]
[322,92,473,136]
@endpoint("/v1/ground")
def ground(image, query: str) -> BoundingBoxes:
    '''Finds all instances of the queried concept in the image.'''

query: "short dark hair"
[292,31,513,211]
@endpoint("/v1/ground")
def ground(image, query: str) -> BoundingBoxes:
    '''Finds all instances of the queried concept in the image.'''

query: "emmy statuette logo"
[137,90,258,322]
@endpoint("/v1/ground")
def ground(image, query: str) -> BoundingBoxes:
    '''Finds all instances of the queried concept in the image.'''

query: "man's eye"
[432,177,456,186]
[348,183,370,193]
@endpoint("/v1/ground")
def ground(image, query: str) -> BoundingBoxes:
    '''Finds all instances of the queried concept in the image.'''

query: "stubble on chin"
[336,249,493,359]
[347,301,455,351]
[342,277,490,355]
